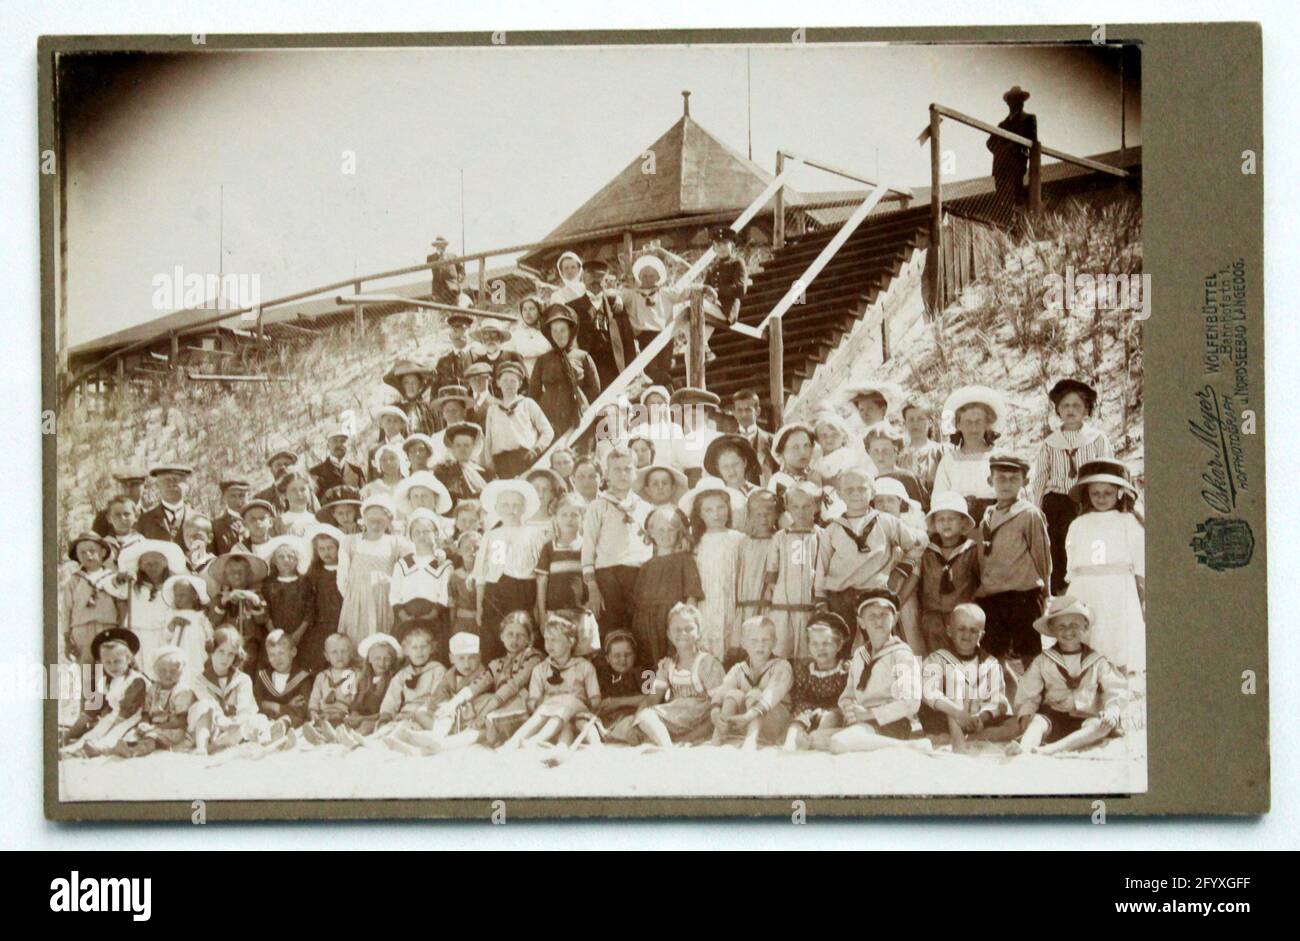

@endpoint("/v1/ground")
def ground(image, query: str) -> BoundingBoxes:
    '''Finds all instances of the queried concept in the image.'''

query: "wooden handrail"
[778,149,912,199]
[928,104,1130,178]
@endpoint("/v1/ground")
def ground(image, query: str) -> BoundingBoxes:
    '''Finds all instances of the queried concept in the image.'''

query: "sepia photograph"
[50,36,1149,806]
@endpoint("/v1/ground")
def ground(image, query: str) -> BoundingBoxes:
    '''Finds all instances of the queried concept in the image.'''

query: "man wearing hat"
[621,253,685,389]
[309,425,367,499]
[565,259,624,387]
[383,359,436,436]
[137,464,195,547]
[254,448,300,512]
[987,85,1038,225]
[728,390,776,484]
[974,452,1051,665]
[470,322,526,385]
[212,477,252,555]
[91,469,146,539]
[427,385,476,464]
[433,311,478,391]
[463,361,494,426]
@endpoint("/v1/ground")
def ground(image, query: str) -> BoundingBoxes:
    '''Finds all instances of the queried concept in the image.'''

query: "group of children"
[62,280,1144,762]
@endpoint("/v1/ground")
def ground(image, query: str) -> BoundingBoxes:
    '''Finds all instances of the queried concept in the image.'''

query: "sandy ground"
[59,727,1146,802]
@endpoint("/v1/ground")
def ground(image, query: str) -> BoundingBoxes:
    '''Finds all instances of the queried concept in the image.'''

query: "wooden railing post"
[687,286,706,389]
[352,280,364,334]
[1028,140,1043,215]
[928,105,944,315]
[768,314,784,428]
[478,257,488,303]
[773,151,786,250]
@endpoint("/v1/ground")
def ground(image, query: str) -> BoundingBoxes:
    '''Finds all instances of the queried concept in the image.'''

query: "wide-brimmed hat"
[372,404,411,427]
[67,531,112,562]
[632,254,667,285]
[206,549,270,587]
[870,476,918,514]
[162,573,210,608]
[148,463,193,479]
[773,422,817,457]
[481,478,541,522]
[1033,595,1094,636]
[371,442,410,476]
[430,385,474,411]
[943,385,1007,431]
[703,434,761,480]
[678,475,733,517]
[524,466,567,499]
[1048,378,1098,413]
[844,381,903,416]
[401,433,438,468]
[316,486,362,522]
[395,471,453,515]
[471,323,512,345]
[635,462,689,498]
[1003,85,1031,103]
[91,627,140,660]
[1068,459,1136,503]
[925,490,976,529]
[383,359,432,391]
[542,303,578,333]
[360,493,398,519]
[442,420,483,446]
[255,534,311,575]
[856,587,901,618]
[304,522,346,548]
[116,539,188,578]
[357,632,402,660]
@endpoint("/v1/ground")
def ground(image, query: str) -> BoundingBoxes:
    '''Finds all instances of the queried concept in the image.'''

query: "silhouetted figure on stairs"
[987,85,1037,228]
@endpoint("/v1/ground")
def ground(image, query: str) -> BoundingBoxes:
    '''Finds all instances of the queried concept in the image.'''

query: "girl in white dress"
[932,385,1007,521]
[681,478,746,661]
[1064,460,1145,673]
[114,539,188,676]
[338,495,412,646]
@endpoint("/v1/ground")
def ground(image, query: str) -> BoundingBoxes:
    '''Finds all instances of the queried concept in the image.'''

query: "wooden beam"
[1029,140,1043,214]
[773,151,786,250]
[768,315,784,428]
[352,281,364,333]
[933,104,1129,178]
[687,287,706,389]
[929,105,944,314]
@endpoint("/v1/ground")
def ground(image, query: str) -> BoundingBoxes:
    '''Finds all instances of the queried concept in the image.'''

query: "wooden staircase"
[672,204,931,415]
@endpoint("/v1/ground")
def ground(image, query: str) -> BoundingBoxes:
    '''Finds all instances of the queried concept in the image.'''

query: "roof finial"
[682,90,691,118]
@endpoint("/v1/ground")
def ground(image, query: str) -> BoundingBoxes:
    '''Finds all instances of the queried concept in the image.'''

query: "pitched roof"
[533,114,789,244]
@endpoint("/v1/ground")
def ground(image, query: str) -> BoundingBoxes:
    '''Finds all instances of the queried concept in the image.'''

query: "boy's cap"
[152,644,187,668]
[472,323,512,344]
[430,385,474,409]
[772,422,816,455]
[1033,595,1094,636]
[112,469,148,484]
[870,476,917,512]
[987,452,1030,475]
[856,588,901,617]
[583,259,611,276]
[218,477,252,492]
[372,404,411,426]
[266,449,298,466]
[91,627,140,660]
[324,423,352,440]
[239,499,278,517]
[357,632,402,659]
[67,531,112,562]
[445,312,475,328]
[494,359,527,382]
[402,433,437,453]
[670,387,721,409]
[463,361,493,379]
[148,463,193,478]
[925,490,976,528]
[709,225,737,243]
[448,632,480,656]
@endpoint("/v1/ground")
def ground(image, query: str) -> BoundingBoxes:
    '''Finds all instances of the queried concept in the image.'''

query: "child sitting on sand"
[1010,596,1128,756]
[60,628,147,757]
[115,646,197,757]
[190,627,292,755]
[303,633,359,744]
[346,633,401,737]
[710,616,793,749]
[593,630,647,744]
[386,632,495,754]
[503,612,601,749]
[919,604,1015,752]
[478,611,545,746]
[375,621,447,731]
[252,629,313,729]
[633,603,726,747]
[829,590,928,754]
[783,613,851,752]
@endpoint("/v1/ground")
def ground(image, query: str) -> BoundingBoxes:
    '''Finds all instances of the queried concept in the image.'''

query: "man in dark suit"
[729,389,776,485]
[136,463,194,548]
[254,449,299,511]
[987,85,1038,226]
[91,469,146,538]
[433,312,478,393]
[309,425,367,497]
[212,477,251,555]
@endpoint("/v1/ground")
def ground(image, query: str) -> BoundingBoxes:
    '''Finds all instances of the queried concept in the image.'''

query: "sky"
[63,42,1139,347]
